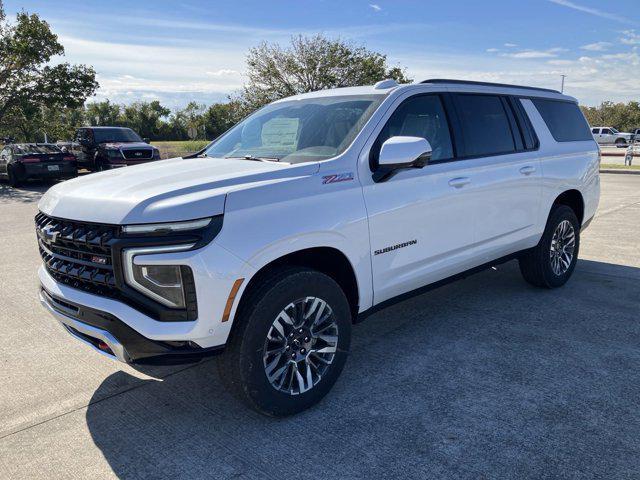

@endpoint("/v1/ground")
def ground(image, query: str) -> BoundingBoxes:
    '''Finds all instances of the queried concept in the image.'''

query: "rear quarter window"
[532,99,593,142]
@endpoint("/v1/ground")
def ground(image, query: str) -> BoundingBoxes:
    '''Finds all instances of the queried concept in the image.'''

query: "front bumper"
[40,288,223,364]
[38,238,255,352]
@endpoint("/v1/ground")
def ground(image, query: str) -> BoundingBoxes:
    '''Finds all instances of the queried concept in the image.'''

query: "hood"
[101,141,152,149]
[39,156,318,224]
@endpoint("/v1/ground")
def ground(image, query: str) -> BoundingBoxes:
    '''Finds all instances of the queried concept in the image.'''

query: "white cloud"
[501,48,566,59]
[504,43,518,48]
[369,4,382,12]
[205,69,239,77]
[547,59,575,66]
[581,42,612,51]
[547,0,639,26]
[620,30,640,45]
[486,48,499,53]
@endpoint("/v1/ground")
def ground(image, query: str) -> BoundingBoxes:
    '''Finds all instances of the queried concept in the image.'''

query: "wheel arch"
[234,247,361,323]
[552,189,585,225]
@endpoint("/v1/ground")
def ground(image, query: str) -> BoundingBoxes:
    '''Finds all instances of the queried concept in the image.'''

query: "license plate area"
[47,165,60,171]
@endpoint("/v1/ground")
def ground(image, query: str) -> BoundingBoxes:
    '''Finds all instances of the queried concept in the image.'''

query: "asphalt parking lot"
[1,174,639,479]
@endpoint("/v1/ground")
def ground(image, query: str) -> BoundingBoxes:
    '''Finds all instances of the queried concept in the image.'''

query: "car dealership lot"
[1,174,639,479]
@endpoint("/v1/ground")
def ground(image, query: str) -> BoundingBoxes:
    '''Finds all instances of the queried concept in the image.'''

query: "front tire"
[519,205,580,288]
[615,138,627,148]
[217,267,352,416]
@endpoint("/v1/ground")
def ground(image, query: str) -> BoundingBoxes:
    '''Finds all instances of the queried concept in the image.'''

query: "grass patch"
[152,140,210,159]
[601,163,640,170]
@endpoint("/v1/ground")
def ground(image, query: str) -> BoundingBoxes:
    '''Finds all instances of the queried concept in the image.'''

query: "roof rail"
[420,79,560,94]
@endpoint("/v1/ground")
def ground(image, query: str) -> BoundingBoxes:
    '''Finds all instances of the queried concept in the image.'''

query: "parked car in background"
[632,129,640,143]
[37,79,599,416]
[591,127,633,147]
[0,143,77,187]
[72,127,161,171]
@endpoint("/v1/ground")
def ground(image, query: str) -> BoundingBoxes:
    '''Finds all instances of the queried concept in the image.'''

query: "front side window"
[454,94,516,157]
[370,94,454,168]
[602,128,612,135]
[204,95,384,164]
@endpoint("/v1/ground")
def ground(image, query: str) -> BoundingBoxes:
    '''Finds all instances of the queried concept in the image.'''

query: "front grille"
[122,149,153,160]
[35,212,119,297]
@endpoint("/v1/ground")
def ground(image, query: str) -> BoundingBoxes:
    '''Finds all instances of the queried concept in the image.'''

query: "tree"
[121,100,170,140]
[0,3,98,141]
[580,101,640,132]
[204,100,245,139]
[237,34,412,111]
[85,100,121,126]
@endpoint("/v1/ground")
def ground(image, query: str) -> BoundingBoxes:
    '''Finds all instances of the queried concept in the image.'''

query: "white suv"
[37,79,600,416]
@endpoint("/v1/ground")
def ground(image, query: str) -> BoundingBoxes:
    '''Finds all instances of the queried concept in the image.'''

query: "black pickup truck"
[72,127,161,171]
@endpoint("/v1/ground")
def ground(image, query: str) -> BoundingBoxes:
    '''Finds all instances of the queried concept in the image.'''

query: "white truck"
[591,126,633,147]
[37,79,600,416]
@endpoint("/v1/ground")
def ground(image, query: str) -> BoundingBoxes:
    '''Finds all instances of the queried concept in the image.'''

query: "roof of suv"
[275,79,577,103]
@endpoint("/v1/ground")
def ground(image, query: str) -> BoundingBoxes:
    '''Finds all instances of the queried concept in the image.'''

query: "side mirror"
[374,136,432,182]
[143,138,150,144]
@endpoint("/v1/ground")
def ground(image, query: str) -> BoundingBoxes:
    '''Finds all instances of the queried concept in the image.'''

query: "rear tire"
[217,267,352,416]
[7,164,21,187]
[519,205,580,288]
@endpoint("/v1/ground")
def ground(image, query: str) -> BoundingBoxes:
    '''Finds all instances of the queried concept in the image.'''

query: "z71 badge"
[322,172,354,184]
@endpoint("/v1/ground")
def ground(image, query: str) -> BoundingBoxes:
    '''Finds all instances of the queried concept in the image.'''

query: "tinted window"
[591,128,599,134]
[454,94,515,157]
[532,99,593,142]
[601,129,612,135]
[372,94,453,166]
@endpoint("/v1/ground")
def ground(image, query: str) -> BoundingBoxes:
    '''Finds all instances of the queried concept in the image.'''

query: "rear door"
[449,93,542,260]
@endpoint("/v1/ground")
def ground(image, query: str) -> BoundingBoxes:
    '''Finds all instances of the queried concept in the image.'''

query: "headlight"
[106,149,123,158]
[123,244,195,308]
[122,217,212,235]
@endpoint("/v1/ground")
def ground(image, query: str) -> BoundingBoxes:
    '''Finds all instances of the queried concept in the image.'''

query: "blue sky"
[4,0,640,108]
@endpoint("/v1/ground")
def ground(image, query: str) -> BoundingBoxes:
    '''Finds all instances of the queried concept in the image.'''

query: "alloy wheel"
[262,296,339,395]
[549,219,576,276]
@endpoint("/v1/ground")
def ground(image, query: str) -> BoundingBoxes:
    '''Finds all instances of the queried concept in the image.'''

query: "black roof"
[420,79,560,94]
[80,126,131,130]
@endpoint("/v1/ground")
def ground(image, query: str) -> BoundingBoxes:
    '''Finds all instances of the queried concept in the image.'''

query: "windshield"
[15,144,62,155]
[610,127,619,134]
[93,128,142,143]
[204,94,384,163]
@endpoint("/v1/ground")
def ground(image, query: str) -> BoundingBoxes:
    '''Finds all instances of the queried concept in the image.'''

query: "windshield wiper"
[224,155,280,162]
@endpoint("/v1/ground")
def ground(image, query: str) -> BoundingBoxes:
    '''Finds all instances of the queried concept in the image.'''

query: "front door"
[361,93,479,304]
[0,147,9,174]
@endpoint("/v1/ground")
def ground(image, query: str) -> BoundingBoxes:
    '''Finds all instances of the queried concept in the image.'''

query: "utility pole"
[560,74,566,93]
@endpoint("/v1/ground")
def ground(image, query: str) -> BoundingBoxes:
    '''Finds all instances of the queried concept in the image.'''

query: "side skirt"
[355,252,521,323]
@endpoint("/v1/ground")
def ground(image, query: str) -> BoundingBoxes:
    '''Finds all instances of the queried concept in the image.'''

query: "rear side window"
[531,99,593,142]
[453,94,516,157]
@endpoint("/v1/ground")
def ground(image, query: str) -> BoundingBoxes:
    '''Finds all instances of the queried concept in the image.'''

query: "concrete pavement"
[1,175,639,479]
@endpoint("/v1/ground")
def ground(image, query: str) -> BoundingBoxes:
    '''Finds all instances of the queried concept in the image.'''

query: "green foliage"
[237,34,412,111]
[0,6,97,141]
[580,101,640,132]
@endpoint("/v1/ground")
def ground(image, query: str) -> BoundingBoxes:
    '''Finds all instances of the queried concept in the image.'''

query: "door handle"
[519,166,536,176]
[448,177,471,188]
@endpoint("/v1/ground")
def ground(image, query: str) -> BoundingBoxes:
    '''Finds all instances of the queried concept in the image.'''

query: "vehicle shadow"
[85,259,640,479]
[0,181,51,203]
